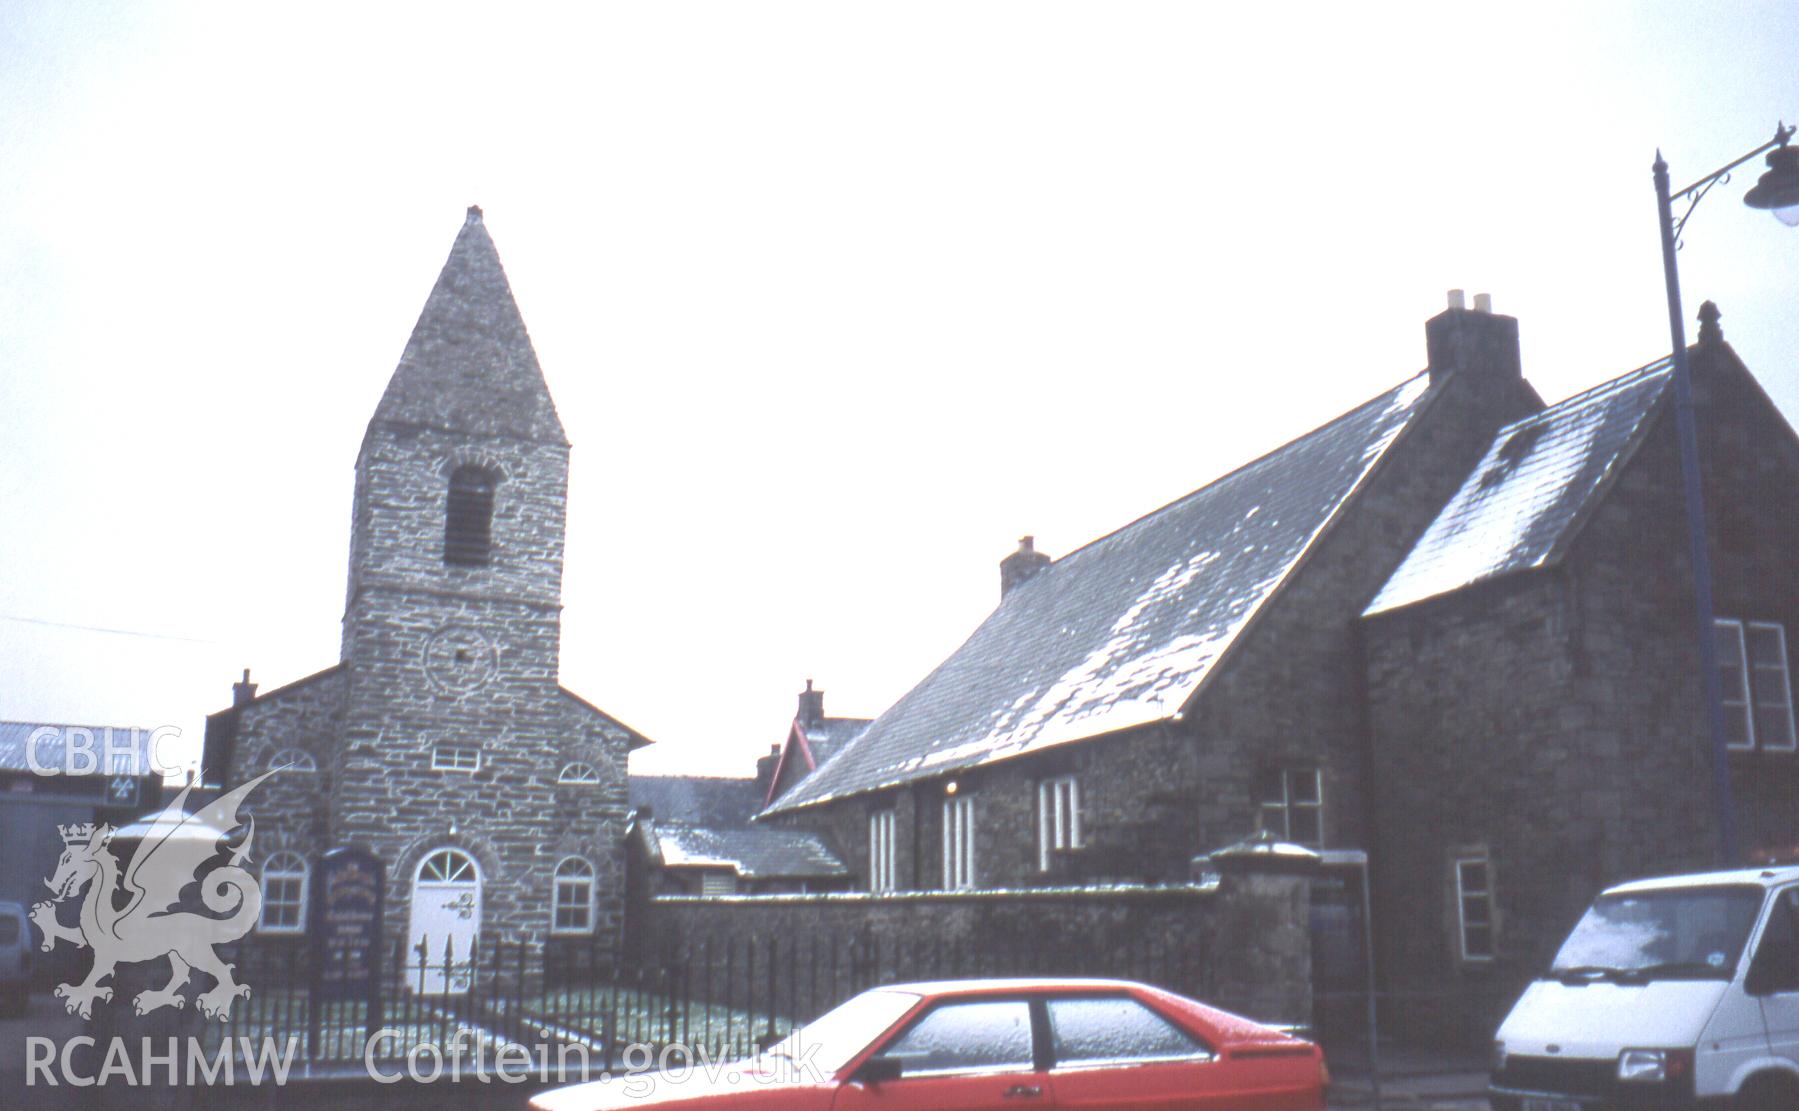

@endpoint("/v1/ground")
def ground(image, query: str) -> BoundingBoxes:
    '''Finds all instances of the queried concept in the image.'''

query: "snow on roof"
[799,717,870,768]
[651,822,848,878]
[1364,360,1671,617]
[630,775,763,826]
[766,372,1436,815]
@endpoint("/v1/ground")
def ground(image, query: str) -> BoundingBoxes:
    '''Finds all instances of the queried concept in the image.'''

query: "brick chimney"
[1000,535,1052,599]
[232,668,258,707]
[797,679,825,729]
[1426,289,1521,387]
[754,743,782,798]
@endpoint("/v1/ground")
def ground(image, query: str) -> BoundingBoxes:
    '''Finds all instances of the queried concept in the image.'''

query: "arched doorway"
[408,848,481,994]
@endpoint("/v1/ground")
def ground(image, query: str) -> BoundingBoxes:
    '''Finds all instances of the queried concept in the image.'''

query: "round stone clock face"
[424,626,498,694]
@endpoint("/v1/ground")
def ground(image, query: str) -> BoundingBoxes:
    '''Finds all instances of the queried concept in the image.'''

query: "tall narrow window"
[1717,619,1797,751]
[444,465,497,566]
[1749,622,1797,751]
[258,851,308,934]
[1038,775,1081,872]
[1455,856,1496,961]
[869,809,897,892]
[942,793,975,891]
[1256,767,1323,848]
[551,857,595,934]
[1719,619,1754,749]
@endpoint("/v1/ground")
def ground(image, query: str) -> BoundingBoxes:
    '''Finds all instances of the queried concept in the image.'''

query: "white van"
[1490,865,1799,1111]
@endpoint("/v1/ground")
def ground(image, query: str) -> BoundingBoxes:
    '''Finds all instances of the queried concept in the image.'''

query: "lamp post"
[1651,122,1799,867]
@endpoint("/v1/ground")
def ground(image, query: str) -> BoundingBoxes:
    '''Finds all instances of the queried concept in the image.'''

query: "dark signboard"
[309,846,385,1002]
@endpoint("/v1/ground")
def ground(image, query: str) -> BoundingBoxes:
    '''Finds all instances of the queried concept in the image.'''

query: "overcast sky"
[2,1,1795,780]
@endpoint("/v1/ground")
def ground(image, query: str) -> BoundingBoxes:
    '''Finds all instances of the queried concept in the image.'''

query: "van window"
[1748,890,1799,994]
[1550,885,1762,981]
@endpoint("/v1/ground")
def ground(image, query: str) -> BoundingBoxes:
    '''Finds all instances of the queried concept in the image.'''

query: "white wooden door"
[407,848,481,995]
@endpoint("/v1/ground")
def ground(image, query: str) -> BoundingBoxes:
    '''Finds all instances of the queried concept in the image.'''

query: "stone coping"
[654,880,1219,906]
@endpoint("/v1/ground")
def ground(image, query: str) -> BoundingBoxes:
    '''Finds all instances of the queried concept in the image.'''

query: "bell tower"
[209,206,634,956]
[342,204,569,643]
[331,207,588,944]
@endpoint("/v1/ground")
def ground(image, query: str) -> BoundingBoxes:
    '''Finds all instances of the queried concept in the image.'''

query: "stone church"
[202,208,647,968]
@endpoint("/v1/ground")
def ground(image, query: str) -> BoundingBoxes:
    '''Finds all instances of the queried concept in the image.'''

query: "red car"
[530,977,1329,1110]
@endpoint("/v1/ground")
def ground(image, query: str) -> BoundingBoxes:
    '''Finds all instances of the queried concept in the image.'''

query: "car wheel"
[1737,1074,1799,1111]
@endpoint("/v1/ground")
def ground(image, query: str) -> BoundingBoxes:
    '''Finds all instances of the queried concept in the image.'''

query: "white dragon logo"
[29,770,276,1020]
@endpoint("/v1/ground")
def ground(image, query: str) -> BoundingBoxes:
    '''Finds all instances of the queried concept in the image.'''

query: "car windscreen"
[757,988,920,1075]
[1549,885,1763,981]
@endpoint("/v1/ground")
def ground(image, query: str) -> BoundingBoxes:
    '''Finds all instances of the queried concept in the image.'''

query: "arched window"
[557,762,601,785]
[418,849,479,884]
[552,857,595,935]
[258,851,308,934]
[269,748,318,773]
[444,465,497,566]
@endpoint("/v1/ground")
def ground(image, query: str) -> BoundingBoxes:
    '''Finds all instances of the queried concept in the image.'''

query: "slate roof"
[0,721,163,775]
[798,717,871,770]
[370,207,567,444]
[561,688,656,751]
[765,372,1437,814]
[630,775,765,826]
[643,820,848,879]
[1364,359,1672,617]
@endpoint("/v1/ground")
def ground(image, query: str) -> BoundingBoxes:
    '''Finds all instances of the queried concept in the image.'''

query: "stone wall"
[638,873,1312,1029]
[1178,338,1539,860]
[221,667,346,872]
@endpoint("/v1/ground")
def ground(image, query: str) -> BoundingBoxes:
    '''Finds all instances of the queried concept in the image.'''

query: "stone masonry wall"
[641,874,1312,1028]
[331,419,628,950]
[1364,571,1587,1043]
[1695,346,1799,856]
[341,424,569,657]
[225,668,346,930]
[1179,354,1539,861]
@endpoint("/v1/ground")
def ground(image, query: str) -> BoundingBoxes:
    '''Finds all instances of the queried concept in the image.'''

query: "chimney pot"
[232,668,258,707]
[798,682,826,727]
[1474,293,1492,313]
[1447,289,1466,310]
[1425,295,1522,388]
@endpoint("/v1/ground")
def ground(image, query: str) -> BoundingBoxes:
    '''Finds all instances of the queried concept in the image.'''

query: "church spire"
[369,207,567,444]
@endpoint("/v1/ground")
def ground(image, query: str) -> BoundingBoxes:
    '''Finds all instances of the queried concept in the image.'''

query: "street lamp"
[1651,122,1799,866]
